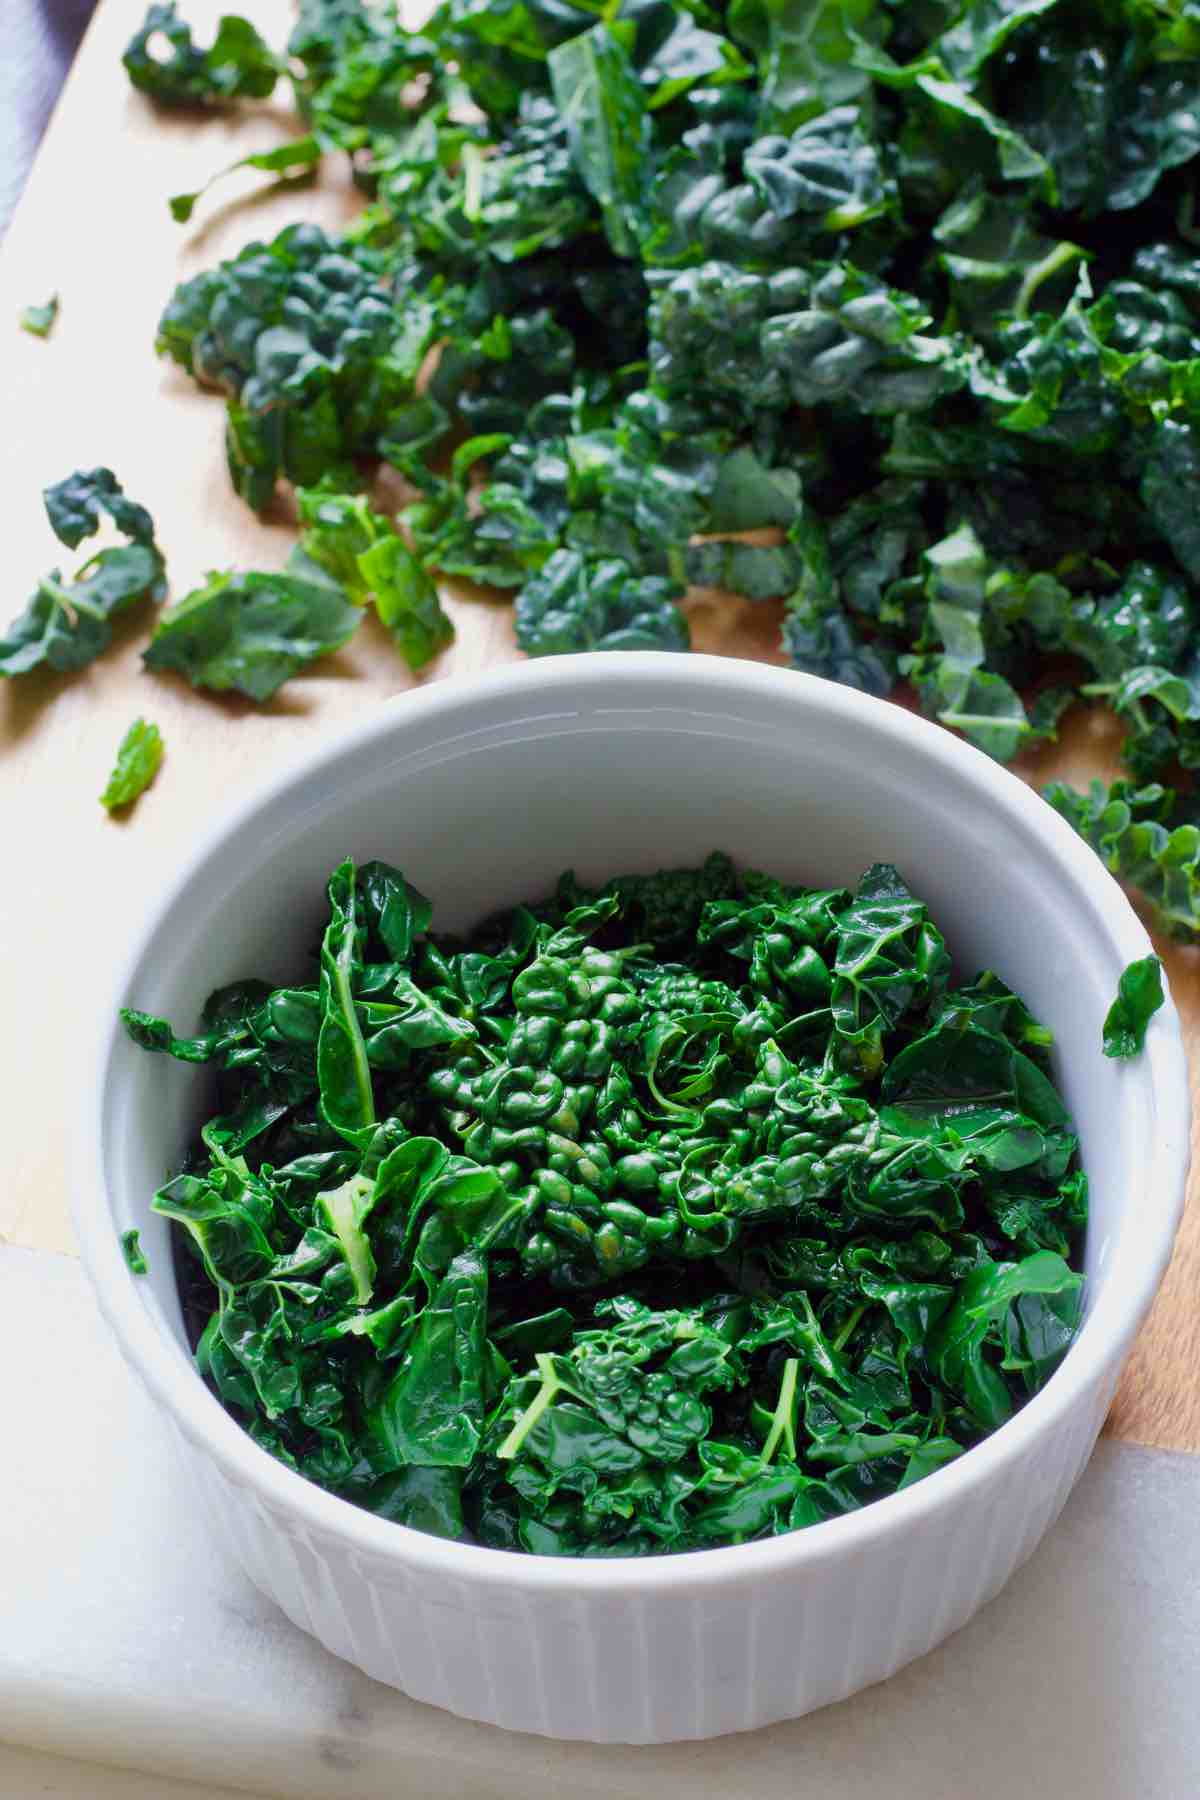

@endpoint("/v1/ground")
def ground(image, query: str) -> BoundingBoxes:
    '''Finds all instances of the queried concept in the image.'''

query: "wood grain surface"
[1,0,1196,1451]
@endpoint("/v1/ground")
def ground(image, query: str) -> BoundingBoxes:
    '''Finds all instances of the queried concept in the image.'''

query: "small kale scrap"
[123,856,1087,1556]
[101,718,165,812]
[296,486,454,669]
[0,470,165,677]
[20,296,58,338]
[1103,956,1166,1058]
[123,3,280,106]
[121,1228,149,1274]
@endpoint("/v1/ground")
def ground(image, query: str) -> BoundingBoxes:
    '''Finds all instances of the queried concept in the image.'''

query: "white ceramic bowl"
[77,654,1189,1744]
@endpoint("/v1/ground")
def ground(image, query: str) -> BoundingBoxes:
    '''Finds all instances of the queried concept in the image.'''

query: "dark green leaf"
[121,1228,149,1274]
[143,559,359,700]
[547,24,652,258]
[514,550,688,655]
[1140,419,1200,583]
[831,863,951,1074]
[360,1465,466,1538]
[757,0,881,131]
[368,1250,489,1468]
[935,1,1064,85]
[357,861,432,962]
[125,852,1085,1554]
[929,1251,1082,1428]
[1102,955,1165,1058]
[124,3,280,106]
[1045,779,1200,942]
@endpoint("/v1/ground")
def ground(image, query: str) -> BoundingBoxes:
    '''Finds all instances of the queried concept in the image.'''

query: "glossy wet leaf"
[1102,955,1165,1058]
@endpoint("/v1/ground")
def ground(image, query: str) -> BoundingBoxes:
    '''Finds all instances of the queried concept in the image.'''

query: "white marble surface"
[3,1243,1198,1800]
[0,1743,247,1799]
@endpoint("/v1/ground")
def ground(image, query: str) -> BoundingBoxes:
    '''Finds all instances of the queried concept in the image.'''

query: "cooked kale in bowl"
[122,850,1089,1557]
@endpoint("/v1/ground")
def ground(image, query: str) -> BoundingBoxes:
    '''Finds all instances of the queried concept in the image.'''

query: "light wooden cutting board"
[2,0,1197,1453]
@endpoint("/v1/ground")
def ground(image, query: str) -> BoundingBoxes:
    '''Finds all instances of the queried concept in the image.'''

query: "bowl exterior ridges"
[155,1374,1110,1742]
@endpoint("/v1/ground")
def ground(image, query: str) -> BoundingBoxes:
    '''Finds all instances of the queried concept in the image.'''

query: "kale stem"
[832,1304,866,1354]
[337,917,376,1131]
[497,1353,561,1460]
[1012,240,1085,322]
[38,575,104,624]
[460,142,484,221]
[759,1358,799,1466]
[319,1175,376,1306]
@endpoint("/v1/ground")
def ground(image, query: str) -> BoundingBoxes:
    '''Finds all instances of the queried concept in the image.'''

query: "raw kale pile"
[122,0,1200,936]
[123,854,1087,1555]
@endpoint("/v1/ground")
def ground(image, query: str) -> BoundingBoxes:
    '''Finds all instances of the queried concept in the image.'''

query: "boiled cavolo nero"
[123,854,1087,1555]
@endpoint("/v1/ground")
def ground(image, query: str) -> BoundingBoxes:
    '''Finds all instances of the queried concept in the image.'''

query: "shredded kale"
[117,0,1200,927]
[123,856,1087,1555]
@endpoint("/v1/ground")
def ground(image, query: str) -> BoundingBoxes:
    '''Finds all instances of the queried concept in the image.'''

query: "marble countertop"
[2,1243,1198,1799]
[0,1744,247,1799]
